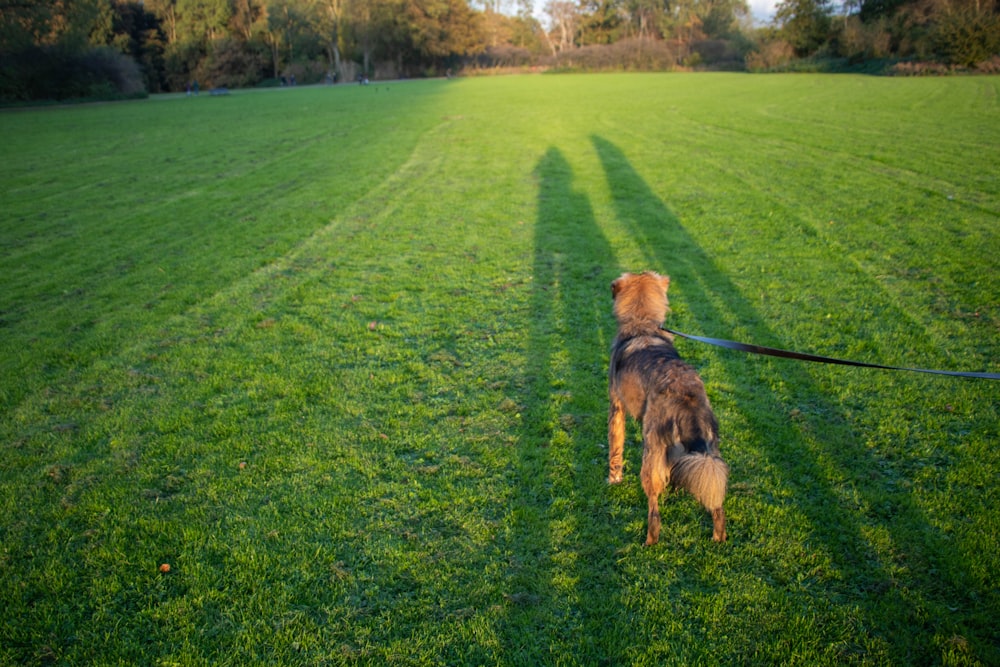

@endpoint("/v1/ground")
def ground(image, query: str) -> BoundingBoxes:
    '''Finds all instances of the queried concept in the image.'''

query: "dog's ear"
[660,274,670,293]
[611,273,630,299]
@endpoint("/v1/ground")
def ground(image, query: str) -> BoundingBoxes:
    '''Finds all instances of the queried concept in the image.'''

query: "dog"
[607,271,728,545]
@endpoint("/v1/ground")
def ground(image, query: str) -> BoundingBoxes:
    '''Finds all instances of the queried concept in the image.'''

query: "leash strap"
[662,327,1000,380]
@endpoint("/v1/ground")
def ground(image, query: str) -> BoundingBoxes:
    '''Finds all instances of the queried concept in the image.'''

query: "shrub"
[888,59,953,75]
[691,39,746,69]
[932,4,1000,66]
[339,61,361,84]
[470,45,536,69]
[0,46,146,103]
[372,60,402,81]
[974,54,1000,72]
[198,38,267,89]
[841,15,894,60]
[745,40,796,71]
[81,48,147,97]
[164,41,205,92]
[541,38,686,72]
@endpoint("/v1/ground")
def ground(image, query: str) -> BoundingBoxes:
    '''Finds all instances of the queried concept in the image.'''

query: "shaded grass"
[1,74,998,665]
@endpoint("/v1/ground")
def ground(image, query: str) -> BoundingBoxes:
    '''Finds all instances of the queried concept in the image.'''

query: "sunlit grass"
[1,74,997,665]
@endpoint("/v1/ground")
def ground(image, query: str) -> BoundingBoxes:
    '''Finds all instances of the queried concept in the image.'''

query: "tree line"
[769,0,999,70]
[1,0,997,101]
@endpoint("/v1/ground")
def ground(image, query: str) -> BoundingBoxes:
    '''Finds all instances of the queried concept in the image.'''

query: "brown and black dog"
[608,271,728,545]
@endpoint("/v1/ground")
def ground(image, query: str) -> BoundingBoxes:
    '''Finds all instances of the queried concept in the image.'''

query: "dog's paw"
[645,512,661,545]
[608,472,623,485]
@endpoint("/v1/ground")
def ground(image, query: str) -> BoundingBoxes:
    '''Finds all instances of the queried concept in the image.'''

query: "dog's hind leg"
[608,397,626,484]
[640,431,669,546]
[712,507,727,543]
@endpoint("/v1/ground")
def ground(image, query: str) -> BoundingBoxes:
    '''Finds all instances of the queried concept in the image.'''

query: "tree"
[230,0,267,41]
[176,0,231,43]
[346,0,401,76]
[0,0,115,50]
[404,0,486,60]
[261,0,303,76]
[697,0,749,38]
[663,0,705,42]
[774,0,833,54]
[857,0,906,21]
[472,0,508,10]
[144,0,179,42]
[311,0,346,77]
[930,0,1000,65]
[623,0,669,39]
[109,0,168,91]
[579,0,624,45]
[507,12,547,50]
[544,0,579,52]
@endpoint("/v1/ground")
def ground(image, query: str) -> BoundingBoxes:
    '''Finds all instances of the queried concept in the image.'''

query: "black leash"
[662,327,1000,380]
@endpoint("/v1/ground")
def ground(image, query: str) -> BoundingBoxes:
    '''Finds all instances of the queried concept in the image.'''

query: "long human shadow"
[497,147,626,662]
[590,135,984,655]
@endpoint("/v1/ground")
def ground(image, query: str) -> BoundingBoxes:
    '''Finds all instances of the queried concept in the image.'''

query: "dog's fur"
[608,271,728,545]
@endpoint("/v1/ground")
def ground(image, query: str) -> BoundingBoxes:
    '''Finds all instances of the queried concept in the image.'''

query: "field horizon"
[2,73,998,665]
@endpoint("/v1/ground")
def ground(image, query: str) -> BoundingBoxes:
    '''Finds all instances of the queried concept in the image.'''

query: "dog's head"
[611,271,670,326]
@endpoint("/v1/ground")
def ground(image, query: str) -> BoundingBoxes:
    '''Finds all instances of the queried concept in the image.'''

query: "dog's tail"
[670,451,729,511]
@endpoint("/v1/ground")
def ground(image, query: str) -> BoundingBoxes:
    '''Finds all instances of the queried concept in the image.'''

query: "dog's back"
[610,330,718,447]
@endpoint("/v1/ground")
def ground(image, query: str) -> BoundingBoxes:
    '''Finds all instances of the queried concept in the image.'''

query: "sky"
[749,0,779,23]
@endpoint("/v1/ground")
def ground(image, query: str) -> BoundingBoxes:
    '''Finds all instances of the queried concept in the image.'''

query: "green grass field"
[1,73,998,665]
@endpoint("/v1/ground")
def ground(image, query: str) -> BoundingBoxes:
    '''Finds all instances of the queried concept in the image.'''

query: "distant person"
[192,79,199,95]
